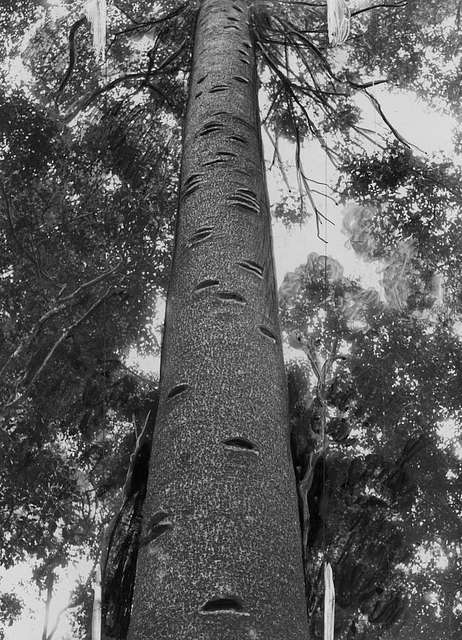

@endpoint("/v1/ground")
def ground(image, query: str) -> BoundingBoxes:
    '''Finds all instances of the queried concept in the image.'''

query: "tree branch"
[63,37,186,122]
[56,17,87,99]
[2,287,113,415]
[0,264,121,381]
[351,1,408,18]
[112,2,189,37]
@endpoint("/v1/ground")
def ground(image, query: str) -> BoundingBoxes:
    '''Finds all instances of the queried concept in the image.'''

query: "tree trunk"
[128,0,309,638]
[41,572,54,640]
[92,566,102,640]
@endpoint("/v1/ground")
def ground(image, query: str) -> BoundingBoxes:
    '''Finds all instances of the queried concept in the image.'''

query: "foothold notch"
[199,596,248,615]
[228,188,260,215]
[238,260,264,279]
[194,279,220,293]
[209,84,229,93]
[167,383,189,400]
[215,292,246,305]
[202,157,227,167]
[216,150,237,159]
[198,121,225,137]
[257,325,278,344]
[188,227,213,248]
[140,510,173,547]
[229,134,248,144]
[224,437,259,454]
[182,173,205,199]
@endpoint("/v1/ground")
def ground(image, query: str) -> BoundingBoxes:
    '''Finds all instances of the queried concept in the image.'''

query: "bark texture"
[128,1,309,638]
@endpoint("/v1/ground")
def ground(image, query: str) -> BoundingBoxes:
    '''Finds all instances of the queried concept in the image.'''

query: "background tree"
[279,243,462,638]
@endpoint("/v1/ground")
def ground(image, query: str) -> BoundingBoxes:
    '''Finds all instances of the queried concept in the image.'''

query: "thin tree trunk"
[92,566,102,640]
[41,573,54,640]
[128,0,309,637]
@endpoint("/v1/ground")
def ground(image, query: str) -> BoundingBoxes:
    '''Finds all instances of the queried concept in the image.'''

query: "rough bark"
[128,0,309,638]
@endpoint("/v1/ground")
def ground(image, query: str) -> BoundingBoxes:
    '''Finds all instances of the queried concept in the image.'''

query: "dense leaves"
[0,3,181,626]
[280,246,462,638]
[338,143,462,313]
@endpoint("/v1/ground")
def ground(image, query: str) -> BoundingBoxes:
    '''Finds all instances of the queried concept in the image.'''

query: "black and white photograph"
[0,1,461,638]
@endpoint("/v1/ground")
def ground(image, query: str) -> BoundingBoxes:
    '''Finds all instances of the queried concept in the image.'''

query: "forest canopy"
[0,1,461,639]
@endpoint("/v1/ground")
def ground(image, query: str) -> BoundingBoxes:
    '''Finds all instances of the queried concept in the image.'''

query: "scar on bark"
[182,173,205,199]
[167,383,189,399]
[237,260,264,279]
[217,151,238,159]
[223,437,259,454]
[140,510,173,547]
[198,121,225,136]
[257,325,278,344]
[228,188,260,214]
[215,292,247,305]
[229,134,248,144]
[194,279,220,293]
[188,227,213,248]
[202,156,231,167]
[233,115,255,131]
[199,596,249,615]
[209,84,229,93]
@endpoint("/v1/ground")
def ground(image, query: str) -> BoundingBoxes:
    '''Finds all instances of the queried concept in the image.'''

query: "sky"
[1,4,459,640]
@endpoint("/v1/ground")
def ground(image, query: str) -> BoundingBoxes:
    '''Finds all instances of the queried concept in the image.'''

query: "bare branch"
[360,87,412,149]
[63,38,187,122]
[58,263,121,304]
[2,287,113,415]
[56,17,87,99]
[0,264,120,380]
[351,1,408,18]
[112,2,189,37]
[263,125,292,191]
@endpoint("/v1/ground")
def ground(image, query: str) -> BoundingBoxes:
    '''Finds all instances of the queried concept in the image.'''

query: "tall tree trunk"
[128,0,309,638]
[41,572,54,640]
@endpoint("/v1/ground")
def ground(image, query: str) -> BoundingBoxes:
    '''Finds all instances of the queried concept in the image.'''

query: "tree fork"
[128,0,309,637]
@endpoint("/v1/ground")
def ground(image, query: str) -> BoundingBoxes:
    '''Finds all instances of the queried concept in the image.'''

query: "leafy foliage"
[0,0,181,597]
[0,591,23,640]
[281,248,462,638]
